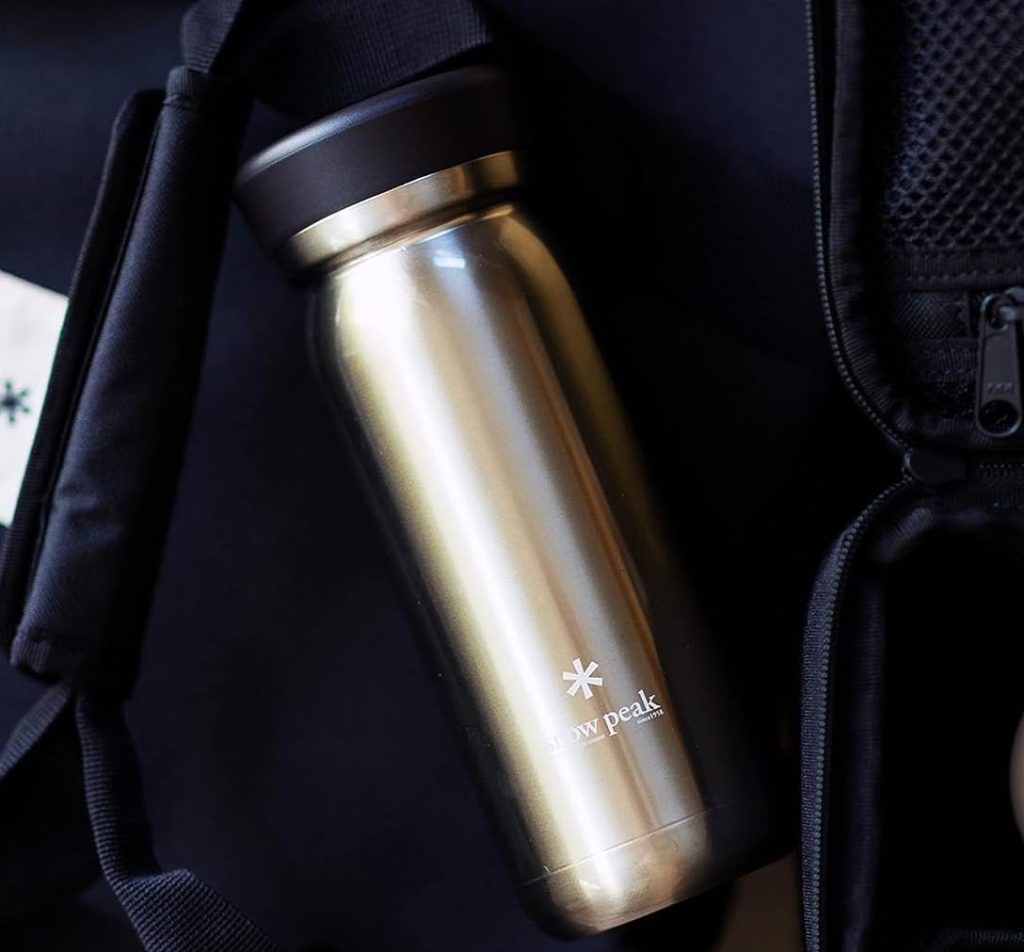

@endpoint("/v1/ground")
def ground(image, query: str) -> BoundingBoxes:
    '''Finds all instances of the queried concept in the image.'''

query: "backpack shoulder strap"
[0,1,493,948]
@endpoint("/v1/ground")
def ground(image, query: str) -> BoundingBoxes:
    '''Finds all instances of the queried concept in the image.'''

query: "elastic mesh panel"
[872,0,1024,252]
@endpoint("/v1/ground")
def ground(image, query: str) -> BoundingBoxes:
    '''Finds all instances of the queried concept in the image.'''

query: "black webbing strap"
[0,685,95,923]
[0,0,493,947]
[77,696,285,952]
[0,684,71,782]
[183,0,493,120]
[180,0,255,72]
[0,685,287,949]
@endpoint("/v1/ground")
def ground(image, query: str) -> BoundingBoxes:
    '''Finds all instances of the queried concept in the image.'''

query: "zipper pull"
[977,287,1024,438]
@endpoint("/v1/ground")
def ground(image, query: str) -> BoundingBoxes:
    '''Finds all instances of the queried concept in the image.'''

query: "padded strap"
[8,67,249,687]
[0,0,493,947]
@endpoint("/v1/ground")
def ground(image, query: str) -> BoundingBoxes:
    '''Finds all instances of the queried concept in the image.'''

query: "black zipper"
[977,459,1024,480]
[802,8,911,947]
[805,0,909,454]
[799,477,911,952]
[976,287,1024,439]
[802,10,939,949]
[800,455,1024,952]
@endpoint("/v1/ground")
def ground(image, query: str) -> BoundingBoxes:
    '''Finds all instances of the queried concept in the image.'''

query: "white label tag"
[0,270,67,527]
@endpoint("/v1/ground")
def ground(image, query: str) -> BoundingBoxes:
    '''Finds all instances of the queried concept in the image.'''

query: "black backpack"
[1,1,1022,950]
[803,1,1024,949]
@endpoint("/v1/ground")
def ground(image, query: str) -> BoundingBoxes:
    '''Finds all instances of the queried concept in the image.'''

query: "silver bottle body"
[299,156,774,935]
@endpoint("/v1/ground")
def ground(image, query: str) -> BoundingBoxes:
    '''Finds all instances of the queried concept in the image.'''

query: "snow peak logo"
[561,657,603,699]
[547,670,664,755]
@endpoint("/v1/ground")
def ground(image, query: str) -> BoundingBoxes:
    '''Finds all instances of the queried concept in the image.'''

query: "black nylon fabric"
[77,695,287,952]
[0,0,495,691]
[184,0,494,120]
[0,17,283,945]
[0,0,503,946]
[0,682,72,781]
[0,1,511,948]
[799,481,911,952]
[807,0,1024,940]
[0,682,289,949]
[0,91,163,661]
[0,684,97,920]
[802,482,1024,952]
[814,0,1024,451]
[180,0,252,72]
[0,0,496,683]
[7,68,249,687]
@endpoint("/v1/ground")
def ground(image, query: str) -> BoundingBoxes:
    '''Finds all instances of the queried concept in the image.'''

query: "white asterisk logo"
[562,658,603,700]
[1,380,30,426]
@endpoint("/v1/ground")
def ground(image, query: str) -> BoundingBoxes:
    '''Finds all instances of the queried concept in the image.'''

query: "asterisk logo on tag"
[562,658,603,700]
[0,380,29,426]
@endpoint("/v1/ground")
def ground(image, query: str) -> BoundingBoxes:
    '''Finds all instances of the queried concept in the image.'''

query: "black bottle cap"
[235,66,520,254]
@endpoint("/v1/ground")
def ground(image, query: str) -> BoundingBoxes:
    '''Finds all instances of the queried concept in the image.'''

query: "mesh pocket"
[871,0,1024,252]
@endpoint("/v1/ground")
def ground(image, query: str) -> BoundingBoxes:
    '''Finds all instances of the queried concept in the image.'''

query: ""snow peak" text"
[547,690,663,753]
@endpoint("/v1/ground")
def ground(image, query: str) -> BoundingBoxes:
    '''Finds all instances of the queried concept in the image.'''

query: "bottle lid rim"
[234,66,521,256]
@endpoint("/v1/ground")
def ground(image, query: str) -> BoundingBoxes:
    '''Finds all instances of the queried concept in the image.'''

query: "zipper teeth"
[977,460,1024,474]
[804,469,1021,952]
[805,0,909,452]
[801,479,910,952]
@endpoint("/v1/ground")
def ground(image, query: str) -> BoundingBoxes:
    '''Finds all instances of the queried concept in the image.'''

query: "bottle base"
[517,796,777,938]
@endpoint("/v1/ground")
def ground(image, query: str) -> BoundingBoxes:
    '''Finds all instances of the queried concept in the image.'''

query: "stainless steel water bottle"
[235,67,776,936]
